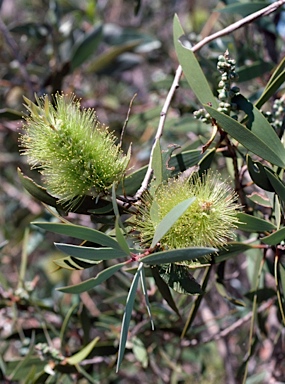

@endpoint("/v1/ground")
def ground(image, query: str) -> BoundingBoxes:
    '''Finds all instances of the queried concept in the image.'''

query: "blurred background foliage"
[1,0,285,383]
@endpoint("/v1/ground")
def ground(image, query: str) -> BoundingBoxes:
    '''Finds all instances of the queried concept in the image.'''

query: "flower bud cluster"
[36,343,64,362]
[194,50,240,124]
[193,108,211,124]
[264,97,285,132]
[217,50,239,117]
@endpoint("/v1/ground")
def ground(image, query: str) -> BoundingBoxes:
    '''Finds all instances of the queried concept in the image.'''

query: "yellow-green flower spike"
[136,172,241,249]
[19,94,130,209]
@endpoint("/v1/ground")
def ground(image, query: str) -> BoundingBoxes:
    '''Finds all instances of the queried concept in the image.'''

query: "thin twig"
[120,93,137,147]
[0,16,34,98]
[188,298,274,346]
[134,0,285,199]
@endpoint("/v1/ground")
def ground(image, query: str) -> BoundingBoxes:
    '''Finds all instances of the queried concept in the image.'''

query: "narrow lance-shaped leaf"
[140,266,154,330]
[151,266,181,317]
[173,15,218,108]
[115,217,130,255]
[142,247,217,265]
[55,243,127,261]
[264,168,285,205]
[33,222,121,250]
[261,227,285,246]
[66,337,100,365]
[150,197,196,248]
[255,57,285,109]
[57,262,126,293]
[237,212,276,233]
[53,256,102,271]
[116,262,143,372]
[204,105,285,168]
[70,24,103,70]
[158,264,203,295]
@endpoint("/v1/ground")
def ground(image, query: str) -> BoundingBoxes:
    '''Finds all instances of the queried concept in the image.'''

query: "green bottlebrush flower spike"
[136,172,241,250]
[19,94,131,209]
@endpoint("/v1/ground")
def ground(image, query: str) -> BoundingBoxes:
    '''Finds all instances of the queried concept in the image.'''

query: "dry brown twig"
[134,0,285,199]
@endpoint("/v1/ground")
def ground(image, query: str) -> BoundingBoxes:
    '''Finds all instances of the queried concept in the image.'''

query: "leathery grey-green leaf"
[204,105,285,168]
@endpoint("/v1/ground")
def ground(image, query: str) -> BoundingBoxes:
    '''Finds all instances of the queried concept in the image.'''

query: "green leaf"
[33,222,121,250]
[150,140,163,193]
[173,15,218,108]
[115,218,130,255]
[204,105,285,168]
[87,40,141,73]
[66,337,100,365]
[245,288,276,303]
[150,197,196,248]
[237,61,273,83]
[255,57,285,110]
[142,247,216,265]
[57,262,126,293]
[116,263,142,372]
[55,243,127,261]
[264,168,285,204]
[53,256,102,270]
[151,266,180,316]
[158,263,203,295]
[0,108,23,120]
[215,242,256,263]
[217,2,268,17]
[237,212,276,233]
[215,280,245,306]
[18,168,61,208]
[247,192,272,208]
[261,227,285,246]
[247,156,275,192]
[139,266,154,329]
[70,24,103,70]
